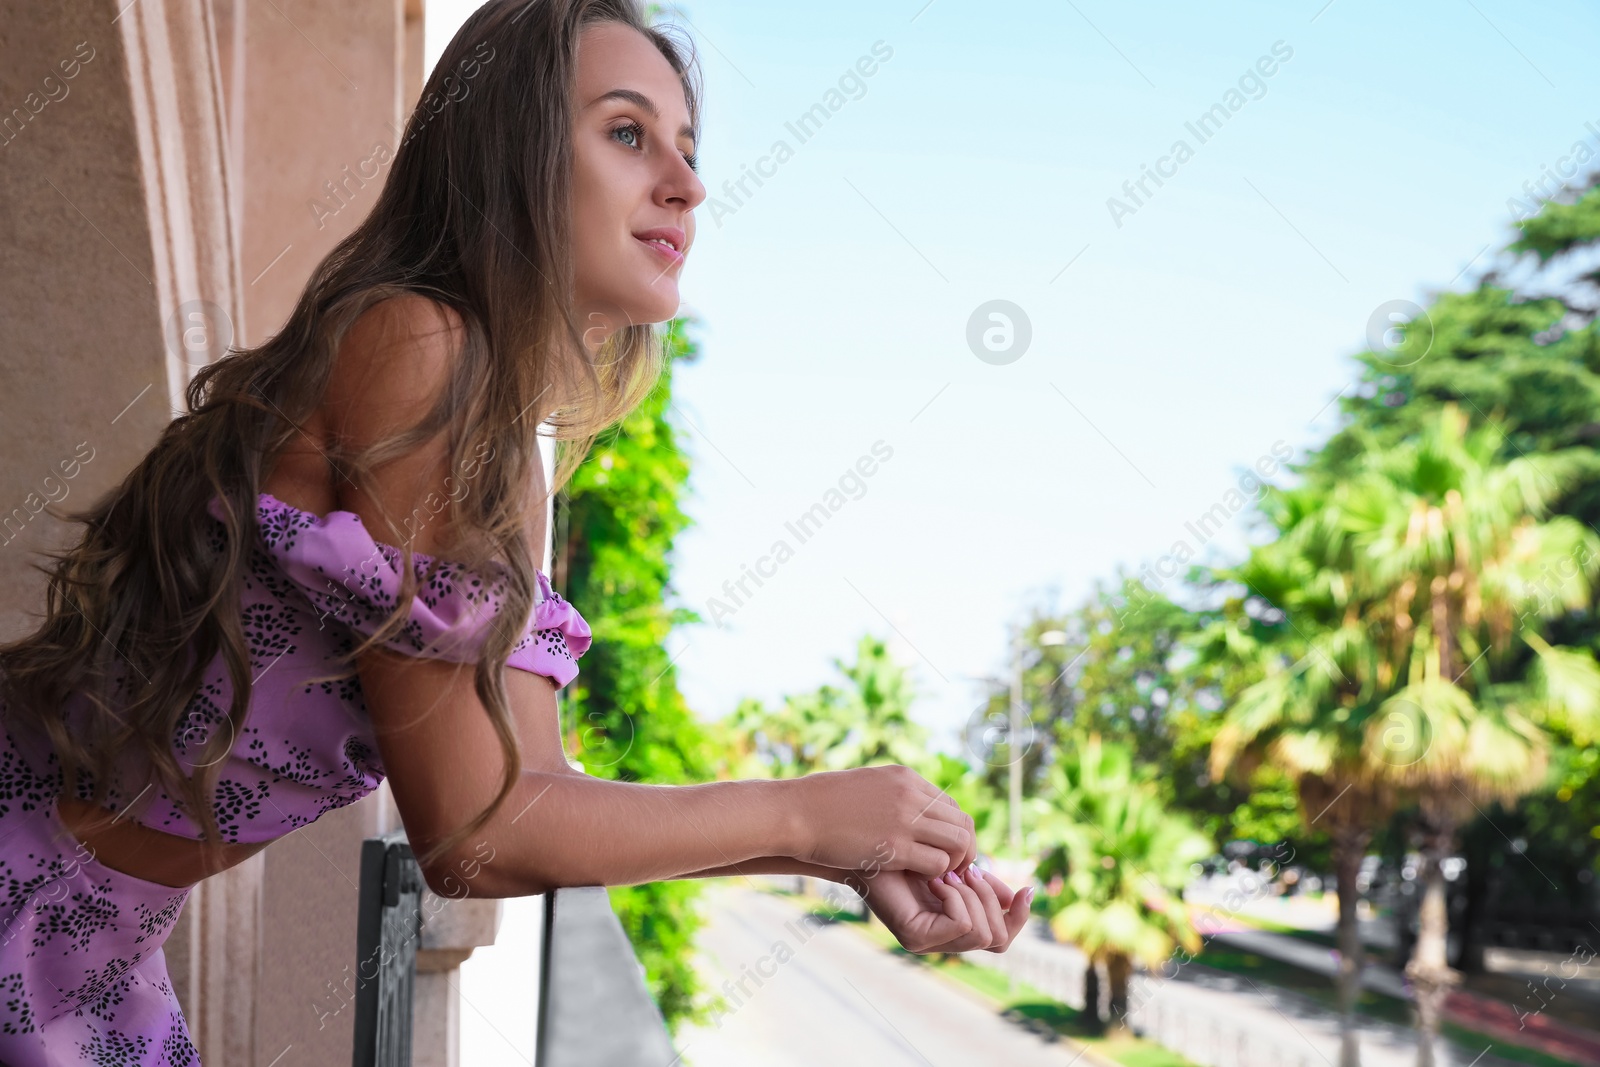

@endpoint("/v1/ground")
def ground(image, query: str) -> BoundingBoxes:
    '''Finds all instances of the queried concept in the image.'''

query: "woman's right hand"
[786,764,976,879]
[861,865,1033,955]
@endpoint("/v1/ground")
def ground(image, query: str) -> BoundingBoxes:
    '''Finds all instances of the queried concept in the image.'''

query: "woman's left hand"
[858,864,1032,955]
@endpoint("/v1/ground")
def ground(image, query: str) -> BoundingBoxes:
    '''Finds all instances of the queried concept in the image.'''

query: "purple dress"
[0,491,592,1065]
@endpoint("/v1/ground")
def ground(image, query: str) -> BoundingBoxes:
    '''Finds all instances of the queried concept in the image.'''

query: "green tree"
[820,634,932,771]
[974,582,1299,858]
[1200,469,1404,1067]
[1208,406,1600,1067]
[1035,734,1213,1036]
[1316,406,1600,1067]
[726,632,934,777]
[1306,177,1600,993]
[556,316,718,1032]
[721,688,848,778]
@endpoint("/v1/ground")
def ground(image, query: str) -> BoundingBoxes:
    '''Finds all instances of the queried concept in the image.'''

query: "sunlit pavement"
[672,881,1085,1066]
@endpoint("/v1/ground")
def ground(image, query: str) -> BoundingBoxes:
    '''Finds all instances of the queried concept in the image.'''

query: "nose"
[658,153,706,213]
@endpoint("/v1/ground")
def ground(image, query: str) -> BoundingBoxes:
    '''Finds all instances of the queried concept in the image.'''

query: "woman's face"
[571,21,705,343]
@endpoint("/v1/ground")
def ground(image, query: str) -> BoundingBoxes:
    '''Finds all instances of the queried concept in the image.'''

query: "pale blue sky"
[428,1,1600,751]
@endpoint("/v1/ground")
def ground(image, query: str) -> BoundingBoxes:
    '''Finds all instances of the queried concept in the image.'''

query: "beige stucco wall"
[0,4,189,634]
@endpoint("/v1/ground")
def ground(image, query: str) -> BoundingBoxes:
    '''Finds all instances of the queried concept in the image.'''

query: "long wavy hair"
[0,0,701,871]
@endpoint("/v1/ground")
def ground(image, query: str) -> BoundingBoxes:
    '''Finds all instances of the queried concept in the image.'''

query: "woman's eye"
[613,120,698,173]
[613,121,644,149]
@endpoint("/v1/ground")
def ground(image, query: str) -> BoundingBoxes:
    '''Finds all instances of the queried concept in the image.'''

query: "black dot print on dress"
[256,738,331,789]
[132,893,187,946]
[171,682,229,759]
[0,970,36,1035]
[75,1023,153,1066]
[58,952,140,1020]
[210,778,268,843]
[80,971,131,1023]
[241,600,302,674]
[343,735,380,779]
[0,730,60,817]
[162,1013,201,1067]
[30,875,122,957]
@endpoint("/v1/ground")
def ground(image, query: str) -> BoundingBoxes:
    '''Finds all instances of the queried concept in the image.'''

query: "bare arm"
[326,296,976,899]
[670,856,858,884]
[362,659,969,898]
[366,660,807,897]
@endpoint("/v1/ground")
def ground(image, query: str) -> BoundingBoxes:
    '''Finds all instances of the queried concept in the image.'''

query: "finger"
[906,774,953,806]
[913,798,977,872]
[992,885,1034,951]
[913,794,969,829]
[975,866,1017,910]
[900,843,953,880]
[949,838,976,878]
[946,873,993,949]
[948,803,977,871]
[909,819,970,864]
[963,866,1007,949]
[920,875,976,951]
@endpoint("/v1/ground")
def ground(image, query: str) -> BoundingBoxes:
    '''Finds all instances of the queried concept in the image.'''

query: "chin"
[625,292,681,327]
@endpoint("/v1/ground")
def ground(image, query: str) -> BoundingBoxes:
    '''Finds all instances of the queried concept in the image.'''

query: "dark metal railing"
[352,828,423,1067]
[352,830,677,1067]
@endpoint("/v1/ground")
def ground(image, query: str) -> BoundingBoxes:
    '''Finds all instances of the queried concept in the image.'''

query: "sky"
[427,0,1600,753]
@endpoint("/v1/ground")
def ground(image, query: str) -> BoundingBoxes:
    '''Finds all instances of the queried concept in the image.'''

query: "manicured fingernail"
[944,871,960,885]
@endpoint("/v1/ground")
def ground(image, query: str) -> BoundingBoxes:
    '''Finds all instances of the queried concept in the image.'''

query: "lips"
[633,226,686,259]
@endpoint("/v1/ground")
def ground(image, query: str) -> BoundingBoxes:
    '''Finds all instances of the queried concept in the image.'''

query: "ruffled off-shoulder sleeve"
[206,493,592,688]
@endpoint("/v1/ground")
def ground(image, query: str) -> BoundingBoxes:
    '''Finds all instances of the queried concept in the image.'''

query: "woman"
[0,1,1031,1060]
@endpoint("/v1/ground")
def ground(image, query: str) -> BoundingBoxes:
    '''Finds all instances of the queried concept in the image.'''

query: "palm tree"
[1210,406,1600,1067]
[726,687,848,777]
[1037,734,1212,1036]
[1203,476,1400,1067]
[1333,406,1600,1067]
[821,633,932,772]
[725,634,933,777]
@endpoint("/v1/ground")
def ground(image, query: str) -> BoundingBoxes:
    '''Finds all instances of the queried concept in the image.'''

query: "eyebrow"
[586,88,697,149]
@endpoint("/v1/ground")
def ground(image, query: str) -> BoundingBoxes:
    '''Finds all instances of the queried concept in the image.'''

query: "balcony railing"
[534,884,679,1065]
[352,829,422,1067]
[353,828,676,1067]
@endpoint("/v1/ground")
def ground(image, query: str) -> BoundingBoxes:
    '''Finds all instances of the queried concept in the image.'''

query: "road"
[677,882,1540,1067]
[672,881,1086,1067]
[972,910,1531,1067]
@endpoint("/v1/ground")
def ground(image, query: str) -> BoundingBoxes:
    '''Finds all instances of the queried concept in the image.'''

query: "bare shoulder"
[324,294,473,553]
[325,294,467,435]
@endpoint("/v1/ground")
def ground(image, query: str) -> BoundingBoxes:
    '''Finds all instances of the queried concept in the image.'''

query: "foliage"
[1202,398,1600,1065]
[966,580,1300,856]
[1037,735,1211,965]
[1212,407,1600,805]
[725,632,935,777]
[556,316,718,1032]
[1306,176,1600,888]
[1034,734,1213,1033]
